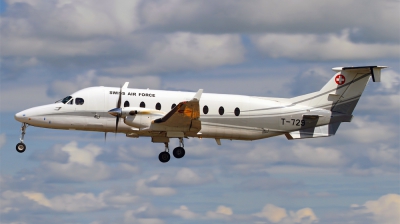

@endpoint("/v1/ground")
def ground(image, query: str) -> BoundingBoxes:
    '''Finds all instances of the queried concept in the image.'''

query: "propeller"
[108,85,124,134]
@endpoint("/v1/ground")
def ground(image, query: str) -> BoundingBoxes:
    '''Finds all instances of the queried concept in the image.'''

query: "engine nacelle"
[124,114,152,129]
[123,107,165,129]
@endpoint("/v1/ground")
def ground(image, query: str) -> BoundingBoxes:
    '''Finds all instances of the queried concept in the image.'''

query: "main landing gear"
[16,123,28,153]
[158,138,186,163]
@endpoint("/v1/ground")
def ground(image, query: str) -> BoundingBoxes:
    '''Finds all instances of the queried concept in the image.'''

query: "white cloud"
[254,204,318,224]
[357,94,400,114]
[23,191,106,212]
[124,210,164,224]
[0,190,33,214]
[135,175,176,196]
[61,141,101,166]
[234,142,345,167]
[288,67,333,96]
[367,146,399,168]
[254,204,287,223]
[377,70,400,94]
[173,204,233,221]
[106,32,245,74]
[153,167,215,187]
[141,0,399,44]
[48,70,162,98]
[162,70,293,97]
[252,30,399,61]
[39,142,112,181]
[3,189,139,214]
[172,205,199,219]
[174,168,211,185]
[0,134,6,150]
[2,0,141,57]
[341,116,397,144]
[0,83,59,112]
[237,177,301,191]
[351,194,400,224]
[101,190,139,207]
[29,142,139,182]
[205,205,234,220]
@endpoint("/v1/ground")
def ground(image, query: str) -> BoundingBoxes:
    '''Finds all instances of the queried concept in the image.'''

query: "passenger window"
[156,102,161,110]
[234,107,240,116]
[203,105,209,114]
[219,106,224,115]
[140,102,145,108]
[124,101,130,107]
[76,98,84,105]
[171,104,176,109]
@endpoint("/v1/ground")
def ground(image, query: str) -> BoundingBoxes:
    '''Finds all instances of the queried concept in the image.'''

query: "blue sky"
[0,0,399,223]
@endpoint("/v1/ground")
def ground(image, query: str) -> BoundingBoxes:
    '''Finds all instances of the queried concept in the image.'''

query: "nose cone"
[108,108,122,117]
[14,111,26,122]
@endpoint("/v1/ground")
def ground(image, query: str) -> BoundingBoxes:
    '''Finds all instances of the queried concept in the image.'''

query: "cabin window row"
[124,101,176,110]
[203,105,240,116]
[123,101,240,116]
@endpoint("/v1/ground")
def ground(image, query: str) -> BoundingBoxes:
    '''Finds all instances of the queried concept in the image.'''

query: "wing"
[152,89,203,134]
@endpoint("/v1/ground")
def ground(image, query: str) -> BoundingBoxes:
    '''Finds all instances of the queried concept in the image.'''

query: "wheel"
[16,143,26,153]
[159,151,170,163]
[173,147,185,159]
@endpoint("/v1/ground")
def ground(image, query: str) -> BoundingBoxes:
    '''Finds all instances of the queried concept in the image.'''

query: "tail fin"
[291,66,387,115]
[285,66,386,140]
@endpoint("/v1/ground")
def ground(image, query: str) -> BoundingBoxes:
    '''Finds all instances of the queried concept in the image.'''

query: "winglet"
[122,82,129,89]
[192,89,203,101]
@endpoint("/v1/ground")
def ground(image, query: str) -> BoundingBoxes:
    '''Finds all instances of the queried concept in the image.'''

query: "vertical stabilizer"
[290,66,387,115]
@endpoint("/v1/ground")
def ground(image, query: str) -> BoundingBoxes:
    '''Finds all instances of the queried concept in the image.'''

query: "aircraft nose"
[14,111,26,122]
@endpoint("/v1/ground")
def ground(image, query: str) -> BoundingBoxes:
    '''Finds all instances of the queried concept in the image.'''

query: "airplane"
[14,66,386,163]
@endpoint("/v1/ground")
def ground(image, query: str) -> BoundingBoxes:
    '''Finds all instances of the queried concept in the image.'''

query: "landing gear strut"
[158,142,171,163]
[16,123,28,153]
[173,138,185,159]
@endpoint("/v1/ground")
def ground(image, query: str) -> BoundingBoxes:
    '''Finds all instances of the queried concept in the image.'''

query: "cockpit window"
[60,96,73,104]
[76,98,84,105]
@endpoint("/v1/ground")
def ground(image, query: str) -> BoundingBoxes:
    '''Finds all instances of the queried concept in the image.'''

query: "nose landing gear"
[16,123,28,153]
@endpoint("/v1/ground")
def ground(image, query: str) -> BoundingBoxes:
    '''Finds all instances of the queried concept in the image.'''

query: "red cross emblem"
[335,74,345,85]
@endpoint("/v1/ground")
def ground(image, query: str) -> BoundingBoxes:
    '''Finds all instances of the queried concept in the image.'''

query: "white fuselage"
[14,86,331,141]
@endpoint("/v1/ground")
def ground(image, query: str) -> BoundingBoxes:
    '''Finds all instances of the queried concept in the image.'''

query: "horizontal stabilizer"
[285,123,341,140]
[332,66,387,82]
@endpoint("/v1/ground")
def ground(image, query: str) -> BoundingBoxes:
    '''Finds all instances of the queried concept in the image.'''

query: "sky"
[0,0,399,223]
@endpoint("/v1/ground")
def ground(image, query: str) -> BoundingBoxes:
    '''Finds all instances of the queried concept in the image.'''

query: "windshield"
[60,96,73,104]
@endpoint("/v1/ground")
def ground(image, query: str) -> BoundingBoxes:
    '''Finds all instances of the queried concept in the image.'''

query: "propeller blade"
[117,85,122,108]
[115,116,120,133]
[104,132,107,142]
[111,83,127,135]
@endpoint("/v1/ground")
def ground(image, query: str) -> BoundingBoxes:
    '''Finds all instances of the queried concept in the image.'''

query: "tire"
[173,147,185,159]
[16,143,26,153]
[159,151,171,163]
